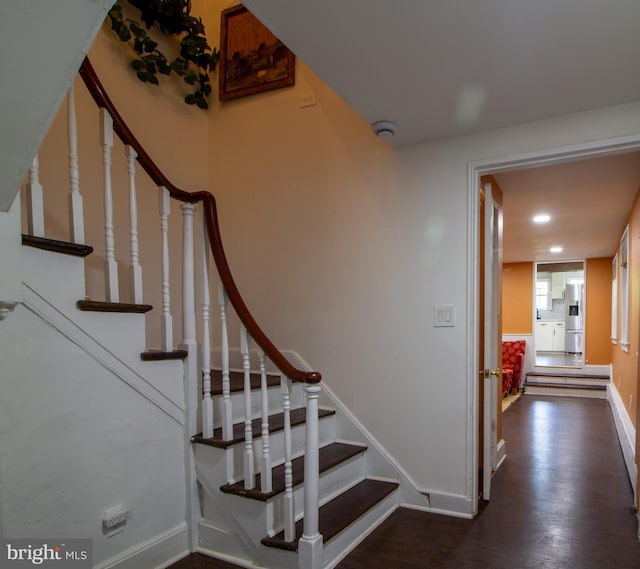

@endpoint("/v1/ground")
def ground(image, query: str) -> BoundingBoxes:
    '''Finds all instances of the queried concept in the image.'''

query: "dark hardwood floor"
[338,395,640,569]
[170,395,640,569]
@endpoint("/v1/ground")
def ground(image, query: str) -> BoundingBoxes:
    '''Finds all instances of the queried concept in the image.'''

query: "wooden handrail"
[79,57,321,384]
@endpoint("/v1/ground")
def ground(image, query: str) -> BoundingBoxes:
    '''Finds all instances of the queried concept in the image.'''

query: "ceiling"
[495,152,640,263]
[241,0,640,263]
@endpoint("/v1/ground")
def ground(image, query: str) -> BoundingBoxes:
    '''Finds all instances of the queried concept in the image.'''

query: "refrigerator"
[564,283,583,354]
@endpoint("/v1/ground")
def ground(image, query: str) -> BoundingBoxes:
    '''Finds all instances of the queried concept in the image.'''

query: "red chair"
[502,340,526,396]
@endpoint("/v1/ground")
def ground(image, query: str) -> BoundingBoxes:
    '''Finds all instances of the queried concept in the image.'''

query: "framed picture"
[219,4,295,101]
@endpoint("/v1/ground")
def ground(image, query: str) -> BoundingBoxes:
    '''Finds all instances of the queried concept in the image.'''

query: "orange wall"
[612,188,640,432]
[585,258,612,365]
[502,262,533,334]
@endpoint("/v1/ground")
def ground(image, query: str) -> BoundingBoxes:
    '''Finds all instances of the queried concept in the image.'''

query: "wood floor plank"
[336,395,640,569]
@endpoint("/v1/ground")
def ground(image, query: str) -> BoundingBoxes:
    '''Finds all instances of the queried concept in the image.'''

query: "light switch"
[434,304,455,327]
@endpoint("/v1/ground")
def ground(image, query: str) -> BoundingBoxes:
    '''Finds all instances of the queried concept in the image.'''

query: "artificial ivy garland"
[108,0,219,109]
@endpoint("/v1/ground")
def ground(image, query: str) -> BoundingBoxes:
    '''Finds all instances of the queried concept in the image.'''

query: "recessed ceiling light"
[550,246,563,253]
[533,214,551,224]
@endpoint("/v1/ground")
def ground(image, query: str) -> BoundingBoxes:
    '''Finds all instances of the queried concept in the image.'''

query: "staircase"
[10,58,422,569]
[524,370,609,399]
[191,369,401,568]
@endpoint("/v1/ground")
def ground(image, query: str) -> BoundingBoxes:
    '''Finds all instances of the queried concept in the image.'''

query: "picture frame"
[219,4,295,101]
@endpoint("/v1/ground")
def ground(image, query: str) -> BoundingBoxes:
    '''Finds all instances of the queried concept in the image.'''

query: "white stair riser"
[524,385,607,399]
[195,413,337,486]
[526,376,609,387]
[22,246,87,310]
[211,383,305,428]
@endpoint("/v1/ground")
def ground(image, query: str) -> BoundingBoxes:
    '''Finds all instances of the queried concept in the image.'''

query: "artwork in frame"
[219,4,295,101]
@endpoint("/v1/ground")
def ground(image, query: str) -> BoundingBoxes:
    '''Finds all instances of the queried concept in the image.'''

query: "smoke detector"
[372,121,397,138]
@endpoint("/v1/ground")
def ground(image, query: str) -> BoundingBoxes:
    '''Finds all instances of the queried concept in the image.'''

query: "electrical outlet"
[103,506,130,530]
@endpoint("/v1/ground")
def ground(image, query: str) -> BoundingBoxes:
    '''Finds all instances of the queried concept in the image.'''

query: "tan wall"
[612,188,640,430]
[502,262,533,334]
[585,258,613,365]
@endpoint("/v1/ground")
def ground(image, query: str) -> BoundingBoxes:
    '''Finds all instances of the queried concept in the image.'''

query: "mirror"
[534,261,585,368]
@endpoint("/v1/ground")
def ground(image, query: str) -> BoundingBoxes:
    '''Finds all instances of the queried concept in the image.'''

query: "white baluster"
[100,108,118,302]
[126,145,143,304]
[180,203,197,345]
[258,347,272,493]
[241,326,255,490]
[201,209,213,439]
[298,384,323,568]
[67,83,85,244]
[159,186,173,351]
[219,284,232,441]
[26,156,44,237]
[281,376,295,542]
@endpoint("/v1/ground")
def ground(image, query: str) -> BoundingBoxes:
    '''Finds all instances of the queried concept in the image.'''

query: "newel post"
[298,383,323,569]
[179,202,199,552]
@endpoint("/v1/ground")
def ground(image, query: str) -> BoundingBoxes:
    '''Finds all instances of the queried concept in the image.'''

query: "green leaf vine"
[108,0,219,109]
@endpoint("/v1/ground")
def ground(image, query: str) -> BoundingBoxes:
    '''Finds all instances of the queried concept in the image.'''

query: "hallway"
[337,395,640,568]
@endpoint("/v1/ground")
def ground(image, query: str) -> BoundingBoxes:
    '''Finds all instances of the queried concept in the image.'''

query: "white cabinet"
[552,321,565,351]
[536,321,565,352]
[551,272,565,299]
[536,321,553,351]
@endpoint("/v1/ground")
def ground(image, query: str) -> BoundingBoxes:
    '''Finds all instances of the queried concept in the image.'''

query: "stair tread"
[221,442,367,501]
[261,478,399,551]
[77,299,153,314]
[525,381,606,390]
[22,234,93,257]
[210,370,280,396]
[527,372,609,379]
[192,407,336,449]
[141,349,188,361]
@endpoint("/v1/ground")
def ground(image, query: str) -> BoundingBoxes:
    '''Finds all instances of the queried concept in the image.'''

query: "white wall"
[0,304,187,565]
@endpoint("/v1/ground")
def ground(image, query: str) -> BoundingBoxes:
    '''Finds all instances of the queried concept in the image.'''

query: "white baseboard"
[607,383,637,500]
[413,491,474,519]
[496,438,507,471]
[94,523,188,569]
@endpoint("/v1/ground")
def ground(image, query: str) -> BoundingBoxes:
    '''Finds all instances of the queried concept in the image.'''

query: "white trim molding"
[607,381,637,500]
[496,438,507,471]
[22,283,184,424]
[94,523,188,569]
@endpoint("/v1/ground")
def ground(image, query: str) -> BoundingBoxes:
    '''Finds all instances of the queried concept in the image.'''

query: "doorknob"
[484,368,501,378]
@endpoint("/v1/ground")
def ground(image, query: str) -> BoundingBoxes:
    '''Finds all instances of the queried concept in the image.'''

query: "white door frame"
[466,133,640,517]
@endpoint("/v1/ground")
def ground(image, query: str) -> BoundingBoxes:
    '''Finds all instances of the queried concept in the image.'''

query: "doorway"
[534,261,585,368]
[468,133,640,518]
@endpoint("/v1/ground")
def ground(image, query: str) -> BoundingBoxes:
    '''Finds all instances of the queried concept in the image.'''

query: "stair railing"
[23,56,324,566]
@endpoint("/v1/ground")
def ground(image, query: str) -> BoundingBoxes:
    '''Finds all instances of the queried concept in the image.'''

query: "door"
[481,179,503,500]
